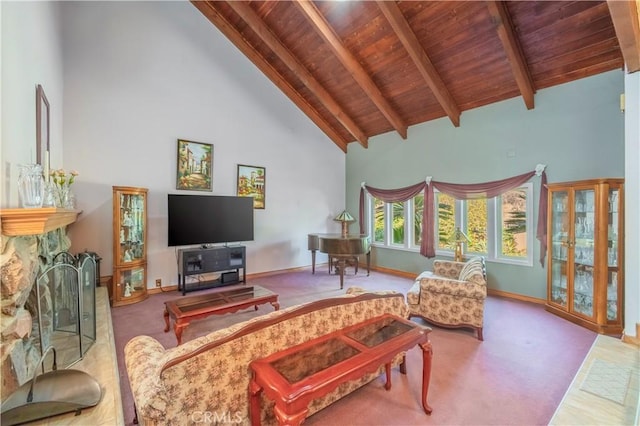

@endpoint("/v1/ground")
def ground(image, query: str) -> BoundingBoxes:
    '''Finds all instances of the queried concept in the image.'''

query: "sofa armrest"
[432,260,466,279]
[418,276,487,300]
[124,335,169,422]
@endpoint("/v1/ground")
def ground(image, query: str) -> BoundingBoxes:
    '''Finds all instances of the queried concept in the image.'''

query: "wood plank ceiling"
[192,1,639,152]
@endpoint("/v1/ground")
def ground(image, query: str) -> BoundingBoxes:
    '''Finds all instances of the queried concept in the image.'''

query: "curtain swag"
[359,165,548,266]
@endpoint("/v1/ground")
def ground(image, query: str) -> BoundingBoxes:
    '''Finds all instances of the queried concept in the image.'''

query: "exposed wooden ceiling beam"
[224,1,369,148]
[294,0,408,139]
[607,0,640,72]
[486,1,536,110]
[192,1,349,152]
[376,0,461,127]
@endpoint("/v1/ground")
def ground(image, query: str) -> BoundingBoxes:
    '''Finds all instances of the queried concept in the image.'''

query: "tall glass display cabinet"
[112,186,149,306]
[546,178,624,334]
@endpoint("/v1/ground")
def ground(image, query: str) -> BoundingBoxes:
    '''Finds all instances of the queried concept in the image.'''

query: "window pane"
[466,199,487,253]
[436,193,456,250]
[501,188,527,257]
[374,198,384,243]
[413,194,424,246]
[392,202,404,244]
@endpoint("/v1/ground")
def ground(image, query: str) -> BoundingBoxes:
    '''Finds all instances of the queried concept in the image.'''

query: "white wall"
[624,70,639,338]
[57,1,345,287]
[1,1,64,207]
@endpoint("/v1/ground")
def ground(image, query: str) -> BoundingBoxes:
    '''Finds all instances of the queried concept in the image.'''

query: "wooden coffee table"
[249,314,432,425]
[164,284,279,344]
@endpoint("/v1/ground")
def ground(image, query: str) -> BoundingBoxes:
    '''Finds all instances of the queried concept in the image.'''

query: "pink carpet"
[111,267,596,425]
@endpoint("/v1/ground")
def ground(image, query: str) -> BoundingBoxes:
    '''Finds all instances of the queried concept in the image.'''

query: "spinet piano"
[308,233,371,289]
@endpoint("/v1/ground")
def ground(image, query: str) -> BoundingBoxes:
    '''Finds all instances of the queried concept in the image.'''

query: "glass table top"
[346,317,413,347]
[269,316,414,384]
[168,285,273,313]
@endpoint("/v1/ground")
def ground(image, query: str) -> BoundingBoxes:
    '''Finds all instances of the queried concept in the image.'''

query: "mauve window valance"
[359,165,548,265]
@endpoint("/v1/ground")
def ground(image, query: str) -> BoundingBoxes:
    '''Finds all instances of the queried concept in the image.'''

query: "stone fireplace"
[0,209,81,401]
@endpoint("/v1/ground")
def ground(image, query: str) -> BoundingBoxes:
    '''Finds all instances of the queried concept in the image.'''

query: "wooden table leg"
[249,379,262,426]
[163,307,170,332]
[174,321,187,345]
[400,354,407,375]
[274,403,308,426]
[384,362,392,390]
[271,301,280,311]
[420,340,433,415]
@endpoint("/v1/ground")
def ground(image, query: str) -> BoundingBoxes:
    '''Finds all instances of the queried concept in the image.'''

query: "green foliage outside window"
[501,188,527,257]
[374,198,384,242]
[414,195,423,246]
[437,193,455,250]
[392,202,404,244]
[467,198,487,253]
[372,187,527,260]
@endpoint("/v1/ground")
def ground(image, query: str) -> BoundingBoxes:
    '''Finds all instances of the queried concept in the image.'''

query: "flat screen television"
[167,194,254,247]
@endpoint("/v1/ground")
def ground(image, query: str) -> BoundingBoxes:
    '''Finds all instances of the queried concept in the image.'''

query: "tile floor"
[550,334,639,425]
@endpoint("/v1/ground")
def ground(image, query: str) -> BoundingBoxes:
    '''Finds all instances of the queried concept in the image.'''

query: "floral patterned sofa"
[407,257,487,340]
[124,289,410,425]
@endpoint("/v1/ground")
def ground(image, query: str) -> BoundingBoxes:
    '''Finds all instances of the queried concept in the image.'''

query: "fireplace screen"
[34,252,96,369]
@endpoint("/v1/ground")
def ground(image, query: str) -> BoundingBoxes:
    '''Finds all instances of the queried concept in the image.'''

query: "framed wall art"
[36,84,50,176]
[176,139,213,191]
[237,164,265,209]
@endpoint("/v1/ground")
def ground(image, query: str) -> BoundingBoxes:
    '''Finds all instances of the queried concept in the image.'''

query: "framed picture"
[36,84,50,174]
[237,164,266,209]
[176,139,213,191]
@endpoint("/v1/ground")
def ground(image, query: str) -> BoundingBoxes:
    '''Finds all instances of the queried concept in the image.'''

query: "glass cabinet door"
[115,266,146,301]
[118,192,146,264]
[549,191,569,308]
[572,189,595,318]
[546,178,624,335]
[607,187,620,321]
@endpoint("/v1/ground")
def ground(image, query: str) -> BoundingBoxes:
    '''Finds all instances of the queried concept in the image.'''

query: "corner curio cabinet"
[112,186,149,306]
[546,178,624,334]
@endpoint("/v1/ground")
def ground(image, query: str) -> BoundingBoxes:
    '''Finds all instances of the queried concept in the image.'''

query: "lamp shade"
[451,227,470,243]
[334,210,355,223]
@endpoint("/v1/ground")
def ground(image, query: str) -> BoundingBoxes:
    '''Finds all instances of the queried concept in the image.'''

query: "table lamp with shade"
[334,210,356,238]
[451,227,470,262]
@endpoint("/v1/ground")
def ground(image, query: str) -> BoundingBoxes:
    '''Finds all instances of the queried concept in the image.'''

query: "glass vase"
[53,184,76,209]
[42,182,56,207]
[18,164,44,208]
[64,187,76,209]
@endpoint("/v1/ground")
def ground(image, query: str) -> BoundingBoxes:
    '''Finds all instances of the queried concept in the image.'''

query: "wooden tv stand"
[177,245,246,295]
[249,314,433,425]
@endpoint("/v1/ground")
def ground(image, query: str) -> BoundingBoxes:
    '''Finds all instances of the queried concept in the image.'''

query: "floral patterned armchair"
[407,256,487,340]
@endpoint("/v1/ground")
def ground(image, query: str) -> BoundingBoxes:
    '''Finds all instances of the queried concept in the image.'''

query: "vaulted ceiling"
[193,1,640,152]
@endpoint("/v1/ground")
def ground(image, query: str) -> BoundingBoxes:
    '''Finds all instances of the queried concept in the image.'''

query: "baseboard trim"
[622,323,640,346]
[487,288,546,305]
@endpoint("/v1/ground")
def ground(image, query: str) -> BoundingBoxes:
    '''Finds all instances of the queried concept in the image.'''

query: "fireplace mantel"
[0,208,81,236]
